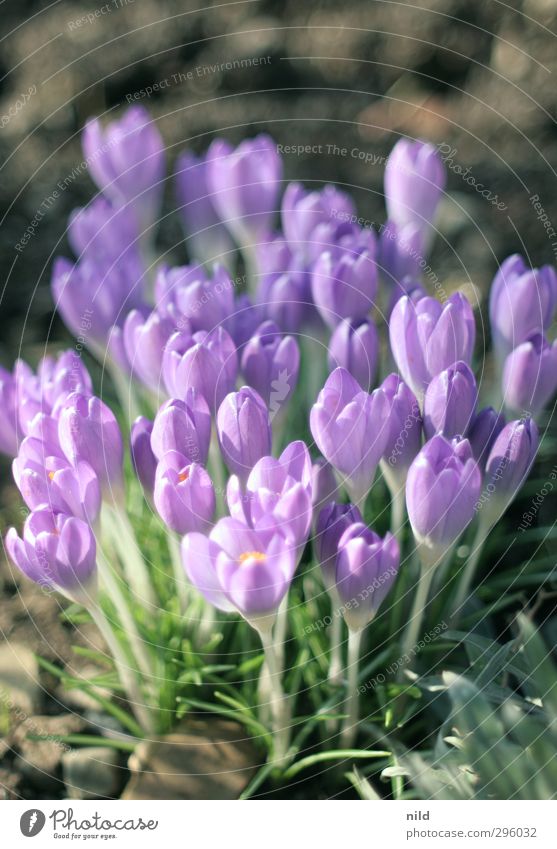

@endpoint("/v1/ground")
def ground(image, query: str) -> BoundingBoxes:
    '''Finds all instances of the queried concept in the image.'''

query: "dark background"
[1,0,557,362]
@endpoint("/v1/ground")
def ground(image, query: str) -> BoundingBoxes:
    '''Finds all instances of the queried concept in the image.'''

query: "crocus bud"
[328,319,379,391]
[311,458,340,513]
[310,368,391,503]
[123,308,176,393]
[182,517,297,632]
[175,151,235,265]
[0,366,19,456]
[82,105,165,233]
[481,418,538,524]
[315,502,363,595]
[227,294,263,349]
[241,320,300,410]
[156,264,235,333]
[489,254,557,359]
[336,523,400,631]
[12,453,101,525]
[130,417,158,494]
[51,256,143,350]
[154,451,215,534]
[217,387,272,480]
[389,292,476,402]
[6,510,97,603]
[467,407,505,468]
[502,333,557,416]
[406,435,481,557]
[259,267,311,332]
[380,373,422,486]
[312,246,377,329]
[423,361,477,440]
[162,327,237,412]
[378,220,423,297]
[16,352,93,436]
[68,197,141,267]
[150,392,211,464]
[281,182,356,260]
[206,135,282,246]
[384,139,446,251]
[57,393,124,497]
[226,441,312,550]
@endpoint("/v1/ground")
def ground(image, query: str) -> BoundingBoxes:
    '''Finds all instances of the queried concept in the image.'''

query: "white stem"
[106,505,157,609]
[97,550,154,683]
[168,533,189,613]
[340,628,362,747]
[328,611,343,686]
[400,551,437,665]
[88,603,155,735]
[451,522,489,618]
[273,596,288,669]
[259,628,290,765]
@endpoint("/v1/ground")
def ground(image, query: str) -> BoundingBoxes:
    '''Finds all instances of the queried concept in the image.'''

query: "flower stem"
[451,522,488,619]
[399,550,437,666]
[88,602,155,735]
[259,628,290,766]
[340,628,362,747]
[105,504,157,609]
[167,532,189,613]
[328,611,343,686]
[96,549,154,684]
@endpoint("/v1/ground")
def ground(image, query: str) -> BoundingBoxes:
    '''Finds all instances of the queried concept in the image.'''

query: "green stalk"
[451,520,489,619]
[259,628,290,766]
[340,628,363,747]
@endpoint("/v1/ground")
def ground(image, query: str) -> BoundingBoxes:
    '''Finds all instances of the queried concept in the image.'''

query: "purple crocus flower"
[227,294,264,349]
[82,105,165,234]
[384,139,446,250]
[206,135,282,246]
[380,373,422,486]
[281,182,356,260]
[468,407,506,469]
[328,319,379,391]
[310,367,391,503]
[406,435,481,555]
[16,351,93,436]
[154,262,205,314]
[6,509,97,603]
[162,326,237,412]
[217,386,272,480]
[423,361,477,440]
[12,451,101,525]
[51,257,144,351]
[241,320,300,411]
[378,220,423,298]
[182,516,297,631]
[258,267,311,333]
[489,254,557,359]
[227,441,312,549]
[389,292,476,402]
[502,333,557,416]
[57,393,124,497]
[336,523,400,631]
[68,197,141,268]
[311,458,340,513]
[175,151,235,265]
[156,264,235,333]
[0,365,20,456]
[154,450,215,534]
[150,392,211,465]
[482,418,539,521]
[123,308,176,393]
[312,245,377,329]
[130,417,158,494]
[314,502,363,595]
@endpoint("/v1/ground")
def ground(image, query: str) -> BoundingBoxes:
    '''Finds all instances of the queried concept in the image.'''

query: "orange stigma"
[178,470,190,482]
[47,470,55,480]
[238,550,266,564]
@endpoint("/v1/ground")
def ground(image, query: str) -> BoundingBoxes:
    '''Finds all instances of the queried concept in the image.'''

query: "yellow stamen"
[238,550,266,564]
[48,471,55,480]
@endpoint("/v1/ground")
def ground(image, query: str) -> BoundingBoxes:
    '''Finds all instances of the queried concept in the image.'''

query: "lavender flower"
[328,319,379,391]
[154,451,215,534]
[150,392,211,464]
[217,387,272,480]
[423,361,477,439]
[241,320,300,409]
[502,333,557,416]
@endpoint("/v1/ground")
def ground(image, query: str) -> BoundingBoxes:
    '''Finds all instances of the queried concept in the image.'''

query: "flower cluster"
[1,106,552,752]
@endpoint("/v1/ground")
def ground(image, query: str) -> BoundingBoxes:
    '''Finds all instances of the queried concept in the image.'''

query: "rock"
[0,767,21,800]
[13,714,86,793]
[122,720,259,800]
[0,643,41,716]
[62,746,123,799]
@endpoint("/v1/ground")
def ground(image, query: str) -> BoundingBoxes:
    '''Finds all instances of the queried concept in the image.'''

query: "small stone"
[0,643,41,716]
[62,746,123,799]
[0,767,20,800]
[13,714,85,793]
[122,719,258,800]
